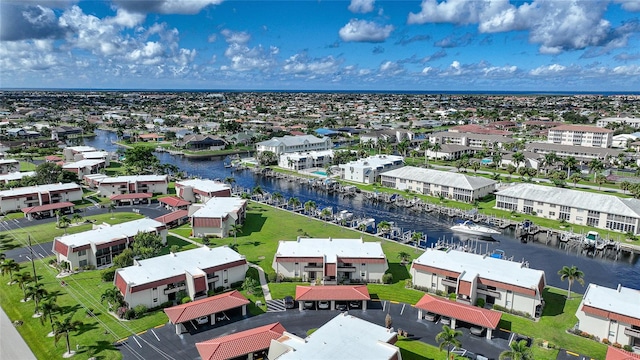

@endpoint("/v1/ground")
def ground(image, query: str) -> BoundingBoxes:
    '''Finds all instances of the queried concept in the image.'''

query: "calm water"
[85,130,640,291]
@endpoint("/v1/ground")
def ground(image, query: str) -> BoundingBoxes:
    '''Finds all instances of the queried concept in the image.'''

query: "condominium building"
[338,155,404,184]
[0,159,19,174]
[278,150,334,171]
[62,159,106,178]
[272,238,388,284]
[547,125,613,148]
[495,183,640,234]
[596,117,640,129]
[427,132,515,149]
[380,166,496,202]
[0,171,35,184]
[524,142,622,163]
[0,182,82,213]
[256,135,332,156]
[190,197,247,238]
[175,179,231,203]
[411,248,546,317]
[96,175,168,197]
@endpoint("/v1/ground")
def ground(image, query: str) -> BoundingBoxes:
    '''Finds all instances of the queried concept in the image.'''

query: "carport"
[109,193,152,206]
[22,202,74,220]
[158,196,190,211]
[154,210,189,228]
[164,290,249,334]
[196,322,286,360]
[415,294,502,340]
[295,285,370,311]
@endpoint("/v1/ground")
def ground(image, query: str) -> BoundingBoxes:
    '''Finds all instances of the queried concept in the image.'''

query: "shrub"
[475,298,485,308]
[101,268,116,282]
[161,301,173,309]
[116,307,127,319]
[602,338,610,345]
[623,345,633,352]
[404,279,412,289]
[181,296,191,304]
[448,293,457,300]
[382,273,393,284]
[435,290,444,296]
[230,281,244,289]
[613,343,622,349]
[133,305,147,318]
[214,286,224,293]
[124,309,136,320]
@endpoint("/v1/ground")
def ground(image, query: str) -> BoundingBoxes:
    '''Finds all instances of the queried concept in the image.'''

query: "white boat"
[450,220,501,237]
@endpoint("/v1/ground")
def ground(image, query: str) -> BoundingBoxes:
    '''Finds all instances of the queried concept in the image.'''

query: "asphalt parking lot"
[119,300,513,360]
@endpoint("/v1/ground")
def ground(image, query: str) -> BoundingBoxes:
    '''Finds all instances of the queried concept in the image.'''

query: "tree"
[224,177,236,187]
[39,296,61,335]
[588,159,604,180]
[397,251,410,265]
[1,258,21,281]
[112,248,134,268]
[621,180,631,194]
[26,282,48,314]
[242,276,261,295]
[304,200,317,216]
[506,164,516,178]
[377,221,391,234]
[470,161,481,174]
[272,192,284,206]
[563,156,577,177]
[101,287,125,310]
[288,197,301,210]
[71,213,83,224]
[53,313,83,357]
[320,207,332,220]
[568,173,582,188]
[257,151,277,166]
[34,162,66,184]
[411,231,424,245]
[57,215,70,234]
[558,265,585,300]
[435,325,462,359]
[595,174,607,190]
[229,223,243,245]
[108,203,116,219]
[512,152,525,169]
[499,339,533,360]
[132,231,163,260]
[13,271,33,300]
[123,145,160,174]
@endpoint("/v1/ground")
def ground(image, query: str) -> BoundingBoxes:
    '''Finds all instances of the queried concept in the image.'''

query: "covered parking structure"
[158,196,190,211]
[21,202,74,220]
[109,193,152,206]
[196,322,286,360]
[154,210,189,229]
[295,285,370,311]
[164,290,249,334]
[415,294,502,340]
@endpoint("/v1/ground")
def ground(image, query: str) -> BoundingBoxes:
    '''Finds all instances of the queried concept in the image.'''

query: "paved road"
[120,300,514,360]
[0,306,37,360]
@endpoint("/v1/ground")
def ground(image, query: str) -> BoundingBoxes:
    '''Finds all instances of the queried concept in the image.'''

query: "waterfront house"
[272,237,388,284]
[177,134,227,150]
[547,125,613,148]
[410,248,546,318]
[278,150,334,171]
[495,183,640,234]
[96,175,168,197]
[53,218,167,269]
[62,159,106,178]
[427,131,515,149]
[51,126,82,141]
[359,129,413,146]
[525,142,622,163]
[63,146,98,162]
[256,135,332,156]
[190,197,247,238]
[380,166,496,202]
[175,179,231,203]
[196,322,284,359]
[0,159,19,174]
[575,283,640,350]
[425,144,475,160]
[0,182,82,214]
[338,154,404,184]
[114,246,248,308]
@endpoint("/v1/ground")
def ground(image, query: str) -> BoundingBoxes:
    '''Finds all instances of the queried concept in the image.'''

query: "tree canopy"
[123,145,159,174]
[132,232,163,260]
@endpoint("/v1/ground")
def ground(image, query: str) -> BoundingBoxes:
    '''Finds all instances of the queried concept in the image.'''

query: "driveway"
[120,300,512,360]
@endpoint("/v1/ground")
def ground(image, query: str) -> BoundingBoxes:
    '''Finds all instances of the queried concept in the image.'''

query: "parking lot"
[120,299,515,360]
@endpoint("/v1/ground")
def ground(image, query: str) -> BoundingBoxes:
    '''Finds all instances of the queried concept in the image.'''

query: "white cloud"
[221,29,251,45]
[283,53,342,76]
[339,19,394,43]
[530,64,567,76]
[107,8,146,28]
[613,64,640,76]
[113,0,223,15]
[207,34,217,43]
[614,0,640,11]
[348,0,375,13]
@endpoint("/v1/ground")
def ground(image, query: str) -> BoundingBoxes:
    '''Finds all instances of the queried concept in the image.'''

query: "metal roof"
[164,290,249,324]
[380,166,497,190]
[415,294,502,329]
[295,285,370,301]
[275,238,385,263]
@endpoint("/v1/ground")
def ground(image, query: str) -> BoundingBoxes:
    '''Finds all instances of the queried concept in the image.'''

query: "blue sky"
[1,0,640,91]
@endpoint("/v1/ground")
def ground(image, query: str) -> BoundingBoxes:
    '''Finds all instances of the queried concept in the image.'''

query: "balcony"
[625,327,640,339]
[477,288,501,298]
[338,266,356,272]
[441,278,457,287]
[304,264,323,271]
[207,275,219,283]
[164,285,186,295]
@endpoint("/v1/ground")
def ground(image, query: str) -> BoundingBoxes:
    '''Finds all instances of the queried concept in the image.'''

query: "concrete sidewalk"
[248,263,272,300]
[1,307,37,360]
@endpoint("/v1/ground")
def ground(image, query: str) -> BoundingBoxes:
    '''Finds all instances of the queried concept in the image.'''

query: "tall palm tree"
[499,339,533,360]
[224,177,236,187]
[377,221,391,235]
[435,325,462,359]
[563,156,577,177]
[588,158,604,181]
[71,213,83,224]
[39,296,61,335]
[26,282,48,314]
[512,152,525,169]
[558,265,585,300]
[320,208,332,220]
[288,197,301,210]
[229,223,243,245]
[621,180,631,194]
[53,313,83,356]
[397,251,411,265]
[304,200,317,216]
[595,174,607,190]
[13,271,33,300]
[57,215,70,234]
[1,258,21,281]
[272,192,284,206]
[568,173,582,188]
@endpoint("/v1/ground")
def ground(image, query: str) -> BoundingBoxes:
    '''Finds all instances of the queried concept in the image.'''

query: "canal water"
[85,130,640,291]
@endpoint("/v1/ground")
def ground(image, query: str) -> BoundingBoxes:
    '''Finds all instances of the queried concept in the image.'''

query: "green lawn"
[20,161,37,171]
[0,212,144,245]
[157,235,198,255]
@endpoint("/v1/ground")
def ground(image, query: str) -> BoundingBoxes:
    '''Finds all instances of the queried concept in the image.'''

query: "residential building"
[63,146,98,162]
[114,246,248,308]
[495,183,640,234]
[196,322,285,360]
[576,283,640,350]
[525,142,622,163]
[190,197,247,238]
[268,312,401,360]
[425,144,476,160]
[165,290,249,333]
[410,248,546,317]
[0,182,82,213]
[175,179,231,203]
[0,171,35,184]
[51,126,82,140]
[547,125,613,148]
[62,159,106,178]
[596,117,640,129]
[0,159,19,174]
[80,151,111,165]
[53,218,167,269]
[177,134,227,150]
[272,237,388,284]
[359,129,414,146]
[380,166,496,202]
[96,175,168,197]
[256,135,332,156]
[427,132,515,149]
[338,155,404,184]
[278,150,334,171]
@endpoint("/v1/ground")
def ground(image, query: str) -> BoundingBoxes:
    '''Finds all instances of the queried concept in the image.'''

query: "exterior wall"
[576,311,634,345]
[274,260,387,282]
[98,181,168,196]
[381,176,493,202]
[257,137,332,156]
[547,129,612,148]
[192,223,226,238]
[278,154,333,170]
[0,189,82,213]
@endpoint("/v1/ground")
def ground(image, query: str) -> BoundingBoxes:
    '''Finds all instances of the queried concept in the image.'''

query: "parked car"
[335,302,347,311]
[470,326,485,336]
[284,296,295,309]
[304,301,315,309]
[440,316,451,325]
[348,301,361,309]
[424,312,439,322]
[195,316,209,325]
[318,301,330,309]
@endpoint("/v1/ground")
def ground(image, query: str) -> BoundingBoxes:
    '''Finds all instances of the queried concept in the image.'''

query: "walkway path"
[0,307,37,360]
[167,232,203,248]
[248,263,272,301]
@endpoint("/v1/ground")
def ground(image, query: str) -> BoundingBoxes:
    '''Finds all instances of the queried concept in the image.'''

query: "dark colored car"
[284,296,295,309]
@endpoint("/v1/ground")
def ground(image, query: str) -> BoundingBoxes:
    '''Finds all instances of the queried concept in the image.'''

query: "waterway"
[85,130,640,291]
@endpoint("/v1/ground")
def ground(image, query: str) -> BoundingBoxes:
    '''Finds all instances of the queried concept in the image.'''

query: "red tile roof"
[45,155,63,161]
[196,322,286,360]
[154,210,189,224]
[164,290,249,324]
[158,196,190,207]
[295,285,370,301]
[414,294,502,329]
[606,347,640,360]
[109,193,152,200]
[22,202,74,214]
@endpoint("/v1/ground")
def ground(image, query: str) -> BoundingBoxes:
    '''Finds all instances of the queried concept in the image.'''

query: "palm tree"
[506,164,516,178]
[435,325,462,359]
[224,177,236,186]
[304,200,317,216]
[563,156,577,177]
[512,152,525,169]
[588,158,604,181]
[470,161,481,174]
[272,192,284,206]
[499,339,533,360]
[420,140,431,166]
[320,208,332,220]
[288,197,301,210]
[411,231,424,245]
[108,203,116,219]
[229,223,243,245]
[568,173,582,188]
[57,215,70,233]
[53,313,83,356]
[26,282,48,314]
[39,296,61,335]
[595,174,607,190]
[71,213,83,224]
[397,251,411,265]
[1,258,21,281]
[101,287,125,310]
[13,271,33,300]
[621,180,631,194]
[377,220,391,235]
[558,265,585,300]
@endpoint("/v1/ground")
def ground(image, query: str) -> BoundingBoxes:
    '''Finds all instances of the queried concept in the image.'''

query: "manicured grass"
[169,223,193,239]
[240,267,267,316]
[0,212,144,245]
[395,337,442,360]
[20,161,37,171]
[157,235,198,255]
[268,282,308,300]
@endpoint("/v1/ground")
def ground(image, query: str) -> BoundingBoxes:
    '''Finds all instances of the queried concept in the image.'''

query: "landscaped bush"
[613,342,622,349]
[124,309,136,320]
[382,273,393,284]
[101,268,116,282]
[181,296,191,304]
[448,293,457,300]
[230,280,244,289]
[133,305,147,318]
[623,345,633,352]
[492,304,532,319]
[602,338,610,345]
[475,298,485,308]
[280,277,303,283]
[435,290,445,296]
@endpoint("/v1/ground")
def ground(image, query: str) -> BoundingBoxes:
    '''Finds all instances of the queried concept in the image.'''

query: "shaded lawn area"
[157,235,198,256]
[240,267,266,316]
[0,212,144,245]
[498,287,607,360]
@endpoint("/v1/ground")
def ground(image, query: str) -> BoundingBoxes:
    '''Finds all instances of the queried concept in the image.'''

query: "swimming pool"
[313,170,327,176]
[481,158,493,165]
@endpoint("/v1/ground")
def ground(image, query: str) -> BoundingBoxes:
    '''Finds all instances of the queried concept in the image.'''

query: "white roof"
[117,246,245,286]
[99,175,167,184]
[0,159,18,165]
[413,248,544,291]
[496,183,640,218]
[275,238,385,263]
[0,171,35,182]
[81,151,109,159]
[56,218,164,248]
[62,159,105,169]
[67,146,96,152]
[191,197,246,218]
[84,173,109,182]
[380,166,497,190]
[582,283,640,320]
[0,182,81,198]
[258,135,328,147]
[274,313,398,360]
[176,179,230,194]
[340,154,404,170]
[280,149,334,161]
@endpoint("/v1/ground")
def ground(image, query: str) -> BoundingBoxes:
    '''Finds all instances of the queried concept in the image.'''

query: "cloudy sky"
[1,0,640,91]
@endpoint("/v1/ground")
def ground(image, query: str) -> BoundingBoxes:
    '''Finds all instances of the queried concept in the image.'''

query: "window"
[153,298,158,303]
[77,249,87,257]
[152,287,157,291]
[360,271,366,277]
